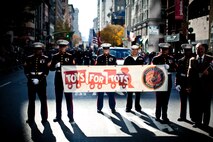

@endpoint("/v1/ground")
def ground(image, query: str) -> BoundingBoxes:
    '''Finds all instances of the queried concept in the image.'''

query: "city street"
[0,68,213,142]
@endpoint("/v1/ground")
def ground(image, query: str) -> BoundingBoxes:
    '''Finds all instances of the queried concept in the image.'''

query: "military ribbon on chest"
[109,57,113,62]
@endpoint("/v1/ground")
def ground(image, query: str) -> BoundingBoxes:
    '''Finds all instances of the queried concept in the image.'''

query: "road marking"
[130,113,158,133]
[143,108,175,133]
[119,110,137,133]
[103,110,119,134]
[0,81,11,88]
[149,116,174,132]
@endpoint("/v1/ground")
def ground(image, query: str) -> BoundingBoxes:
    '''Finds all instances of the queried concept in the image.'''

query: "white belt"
[168,72,172,75]
[56,70,61,72]
[180,73,186,77]
[30,72,42,75]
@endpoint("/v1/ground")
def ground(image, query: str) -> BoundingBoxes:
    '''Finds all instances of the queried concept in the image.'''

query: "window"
[117,6,120,11]
[121,6,124,11]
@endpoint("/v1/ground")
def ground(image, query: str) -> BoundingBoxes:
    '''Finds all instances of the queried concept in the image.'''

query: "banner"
[175,0,183,20]
[61,65,168,93]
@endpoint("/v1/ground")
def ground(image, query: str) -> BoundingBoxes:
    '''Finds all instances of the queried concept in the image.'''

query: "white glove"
[55,62,61,68]
[32,78,39,85]
[164,64,170,70]
[175,85,181,92]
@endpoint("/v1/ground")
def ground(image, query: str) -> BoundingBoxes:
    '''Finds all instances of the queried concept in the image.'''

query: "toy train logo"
[63,67,134,90]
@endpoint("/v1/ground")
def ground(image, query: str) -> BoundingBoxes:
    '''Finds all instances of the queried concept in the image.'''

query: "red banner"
[175,0,184,20]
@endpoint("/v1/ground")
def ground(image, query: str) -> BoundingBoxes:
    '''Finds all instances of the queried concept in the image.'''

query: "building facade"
[125,0,165,52]
[73,8,81,37]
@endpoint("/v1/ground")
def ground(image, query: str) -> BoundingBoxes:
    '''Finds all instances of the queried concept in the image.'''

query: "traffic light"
[66,32,70,38]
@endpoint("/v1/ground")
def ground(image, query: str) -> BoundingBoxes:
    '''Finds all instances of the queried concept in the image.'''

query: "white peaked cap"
[158,43,171,48]
[57,39,69,46]
[181,44,192,49]
[33,42,45,48]
[101,43,111,49]
[131,45,139,49]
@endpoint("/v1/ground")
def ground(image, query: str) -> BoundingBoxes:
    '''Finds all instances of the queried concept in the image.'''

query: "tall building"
[73,8,81,37]
[55,0,64,31]
[49,0,56,38]
[111,0,126,25]
[210,0,213,52]
[97,0,113,30]
[68,4,75,31]
[188,0,210,46]
[93,17,99,33]
[164,0,189,55]
[62,0,71,29]
[125,0,164,52]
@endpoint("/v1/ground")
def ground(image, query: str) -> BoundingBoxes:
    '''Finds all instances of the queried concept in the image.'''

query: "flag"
[210,60,213,70]
[92,29,98,45]
[127,30,130,41]
[127,30,136,41]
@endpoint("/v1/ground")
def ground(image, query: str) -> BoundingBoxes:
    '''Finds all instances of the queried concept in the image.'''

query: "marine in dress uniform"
[49,39,76,123]
[175,44,193,121]
[72,46,84,65]
[151,43,177,123]
[83,46,93,65]
[95,43,117,113]
[124,45,144,112]
[187,43,213,128]
[24,42,50,124]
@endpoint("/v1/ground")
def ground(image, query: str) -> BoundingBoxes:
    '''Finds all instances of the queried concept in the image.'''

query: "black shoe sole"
[53,118,61,122]
[177,118,186,121]
[41,120,48,124]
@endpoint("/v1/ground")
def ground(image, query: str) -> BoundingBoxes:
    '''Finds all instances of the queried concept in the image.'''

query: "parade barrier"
[61,65,168,93]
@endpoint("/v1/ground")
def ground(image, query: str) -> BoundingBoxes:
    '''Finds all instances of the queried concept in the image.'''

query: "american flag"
[127,30,136,41]
[92,29,98,45]
[210,60,213,70]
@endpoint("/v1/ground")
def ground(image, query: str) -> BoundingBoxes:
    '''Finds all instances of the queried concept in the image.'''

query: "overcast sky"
[68,0,97,41]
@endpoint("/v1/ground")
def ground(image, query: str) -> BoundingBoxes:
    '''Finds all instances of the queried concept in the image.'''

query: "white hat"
[158,43,171,48]
[195,42,202,48]
[57,39,69,46]
[32,42,45,49]
[181,44,192,50]
[131,45,139,49]
[101,43,111,49]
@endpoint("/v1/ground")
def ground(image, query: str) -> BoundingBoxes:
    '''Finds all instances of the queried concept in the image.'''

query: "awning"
[188,0,209,20]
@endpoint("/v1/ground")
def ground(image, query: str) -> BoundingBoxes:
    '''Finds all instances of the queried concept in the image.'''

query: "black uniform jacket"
[152,53,177,72]
[50,52,75,72]
[24,54,50,85]
[124,55,144,65]
[96,54,117,65]
[187,54,213,91]
[176,56,191,87]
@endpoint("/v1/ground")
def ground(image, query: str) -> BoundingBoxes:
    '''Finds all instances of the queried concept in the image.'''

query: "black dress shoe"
[125,109,131,112]
[69,118,75,123]
[135,109,142,113]
[111,109,116,113]
[53,117,61,122]
[177,118,186,122]
[26,119,35,123]
[155,118,161,121]
[192,123,201,128]
[97,110,102,113]
[162,118,170,123]
[26,119,35,125]
[41,119,48,124]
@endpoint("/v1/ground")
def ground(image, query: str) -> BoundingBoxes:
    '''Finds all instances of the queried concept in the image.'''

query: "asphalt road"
[0,69,213,142]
